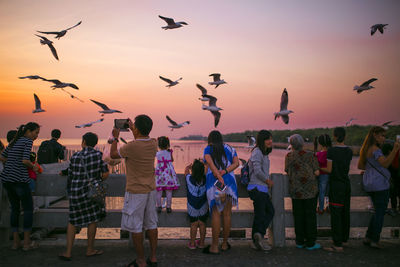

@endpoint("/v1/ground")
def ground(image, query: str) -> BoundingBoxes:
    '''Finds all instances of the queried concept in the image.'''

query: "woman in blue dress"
[202,130,239,254]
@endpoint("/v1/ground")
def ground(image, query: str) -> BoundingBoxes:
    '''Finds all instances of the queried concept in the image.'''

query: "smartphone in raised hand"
[114,119,129,132]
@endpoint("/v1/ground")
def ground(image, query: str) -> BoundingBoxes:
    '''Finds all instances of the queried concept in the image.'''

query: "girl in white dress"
[155,136,179,213]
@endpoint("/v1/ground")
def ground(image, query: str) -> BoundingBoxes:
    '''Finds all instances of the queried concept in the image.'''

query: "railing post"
[271,173,286,247]
[0,182,10,247]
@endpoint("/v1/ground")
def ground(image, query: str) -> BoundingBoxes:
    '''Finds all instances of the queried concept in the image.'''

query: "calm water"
[28,139,361,174]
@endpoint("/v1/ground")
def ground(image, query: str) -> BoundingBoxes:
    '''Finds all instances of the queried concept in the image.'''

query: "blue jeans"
[318,174,329,210]
[366,190,389,243]
[248,188,275,239]
[3,182,33,232]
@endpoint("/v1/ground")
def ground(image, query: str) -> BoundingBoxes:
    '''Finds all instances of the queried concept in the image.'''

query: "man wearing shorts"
[110,115,158,267]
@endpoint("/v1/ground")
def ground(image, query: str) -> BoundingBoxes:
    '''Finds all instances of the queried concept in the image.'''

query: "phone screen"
[114,119,129,132]
[214,180,226,191]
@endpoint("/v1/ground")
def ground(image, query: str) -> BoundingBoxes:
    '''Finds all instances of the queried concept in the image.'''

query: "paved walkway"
[1,239,399,267]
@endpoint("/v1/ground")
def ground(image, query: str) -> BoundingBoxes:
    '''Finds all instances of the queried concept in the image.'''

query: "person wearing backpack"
[358,126,400,249]
[37,129,65,164]
[247,130,274,251]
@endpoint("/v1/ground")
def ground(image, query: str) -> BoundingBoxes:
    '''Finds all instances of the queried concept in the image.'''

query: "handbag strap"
[366,158,389,181]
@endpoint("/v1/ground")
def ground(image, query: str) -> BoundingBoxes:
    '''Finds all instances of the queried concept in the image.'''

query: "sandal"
[323,246,343,253]
[22,241,39,251]
[202,245,220,255]
[86,249,104,257]
[126,259,139,267]
[146,257,158,267]
[188,241,197,250]
[221,242,231,251]
[58,255,72,261]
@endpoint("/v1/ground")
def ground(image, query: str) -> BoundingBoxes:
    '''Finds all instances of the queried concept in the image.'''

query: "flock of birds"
[18,17,393,132]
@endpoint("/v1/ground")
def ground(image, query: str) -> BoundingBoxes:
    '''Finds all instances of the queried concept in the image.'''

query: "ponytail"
[9,122,40,148]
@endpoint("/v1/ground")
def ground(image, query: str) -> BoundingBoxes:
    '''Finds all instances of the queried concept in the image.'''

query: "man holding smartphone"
[109,115,158,267]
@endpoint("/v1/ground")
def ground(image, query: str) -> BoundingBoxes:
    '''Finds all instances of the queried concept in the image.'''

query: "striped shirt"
[0,137,33,183]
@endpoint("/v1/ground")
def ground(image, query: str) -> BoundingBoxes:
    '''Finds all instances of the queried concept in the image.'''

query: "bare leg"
[166,190,172,208]
[23,231,32,248]
[221,198,232,249]
[60,223,76,258]
[156,191,162,208]
[13,232,21,249]
[132,232,146,267]
[146,228,158,263]
[190,221,199,246]
[86,222,102,255]
[211,207,221,253]
[199,221,206,247]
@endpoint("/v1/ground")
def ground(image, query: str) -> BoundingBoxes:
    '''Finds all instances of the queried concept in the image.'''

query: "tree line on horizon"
[180,125,400,147]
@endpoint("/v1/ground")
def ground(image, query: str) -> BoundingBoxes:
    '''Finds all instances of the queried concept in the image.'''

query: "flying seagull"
[35,34,59,60]
[202,95,222,127]
[274,88,293,124]
[33,94,45,113]
[196,84,212,101]
[382,120,395,130]
[159,76,182,88]
[90,99,122,115]
[246,135,256,148]
[371,24,388,36]
[75,118,104,128]
[166,115,190,131]
[159,15,188,30]
[353,78,377,94]
[208,73,227,88]
[37,21,82,39]
[19,75,47,80]
[42,79,79,90]
[345,118,357,127]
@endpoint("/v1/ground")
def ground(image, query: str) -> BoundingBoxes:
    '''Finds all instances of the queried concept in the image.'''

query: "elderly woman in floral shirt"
[285,134,321,251]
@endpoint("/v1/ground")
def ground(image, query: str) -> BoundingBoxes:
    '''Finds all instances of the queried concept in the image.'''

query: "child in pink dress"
[155,136,179,213]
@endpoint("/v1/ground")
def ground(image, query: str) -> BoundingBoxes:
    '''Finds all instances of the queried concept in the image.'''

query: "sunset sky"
[1,0,399,141]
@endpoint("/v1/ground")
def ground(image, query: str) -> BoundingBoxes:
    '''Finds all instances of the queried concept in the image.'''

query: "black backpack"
[37,140,55,164]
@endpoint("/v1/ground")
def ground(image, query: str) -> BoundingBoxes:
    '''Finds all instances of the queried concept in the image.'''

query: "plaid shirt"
[67,147,108,227]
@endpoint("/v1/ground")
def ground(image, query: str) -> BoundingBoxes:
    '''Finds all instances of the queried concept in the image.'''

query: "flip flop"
[126,259,139,267]
[58,255,72,261]
[86,249,104,257]
[221,242,231,251]
[323,246,343,253]
[202,245,220,255]
[146,257,158,267]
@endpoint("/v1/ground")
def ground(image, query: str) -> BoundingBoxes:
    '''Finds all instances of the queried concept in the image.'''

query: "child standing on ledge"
[155,136,179,213]
[185,159,208,249]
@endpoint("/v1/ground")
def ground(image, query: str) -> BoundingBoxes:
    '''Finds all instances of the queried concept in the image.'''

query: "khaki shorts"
[121,190,158,233]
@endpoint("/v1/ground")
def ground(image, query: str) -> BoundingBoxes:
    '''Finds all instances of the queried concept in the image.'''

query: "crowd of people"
[1,117,399,267]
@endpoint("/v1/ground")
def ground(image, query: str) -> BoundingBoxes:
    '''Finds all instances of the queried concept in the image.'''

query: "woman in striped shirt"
[0,122,40,251]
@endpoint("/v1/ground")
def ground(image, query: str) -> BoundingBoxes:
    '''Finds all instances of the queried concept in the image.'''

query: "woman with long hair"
[358,126,400,248]
[0,122,40,250]
[202,130,239,254]
[247,130,275,251]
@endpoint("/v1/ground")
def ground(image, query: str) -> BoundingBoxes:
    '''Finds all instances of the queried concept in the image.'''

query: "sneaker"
[166,207,172,213]
[253,233,263,250]
[363,238,371,246]
[157,207,162,213]
[306,243,321,251]
[187,241,197,250]
[296,244,305,249]
[370,242,382,249]
[260,242,272,251]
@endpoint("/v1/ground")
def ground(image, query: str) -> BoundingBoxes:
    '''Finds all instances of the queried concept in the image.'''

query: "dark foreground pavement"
[1,239,400,267]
